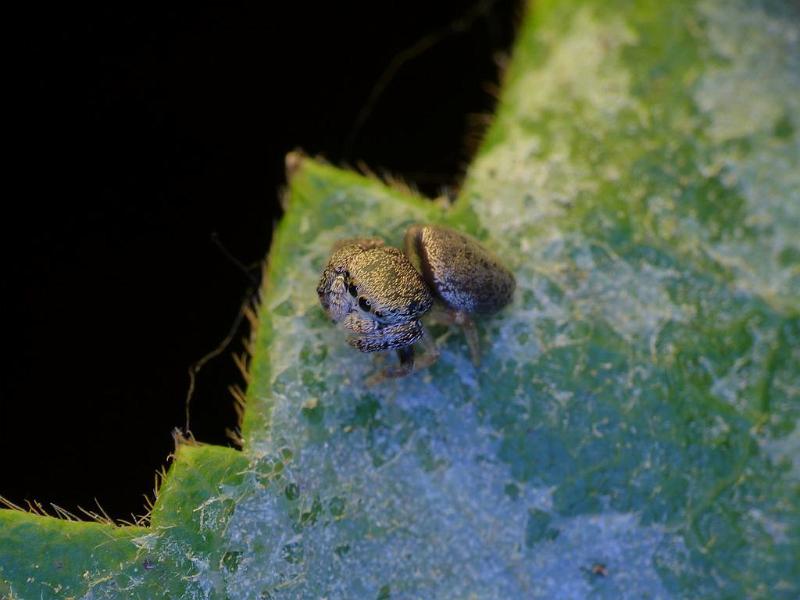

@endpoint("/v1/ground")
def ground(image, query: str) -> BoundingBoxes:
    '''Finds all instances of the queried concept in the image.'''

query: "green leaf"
[3,0,799,598]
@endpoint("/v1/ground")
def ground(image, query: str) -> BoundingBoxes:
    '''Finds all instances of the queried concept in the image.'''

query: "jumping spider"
[316,224,515,383]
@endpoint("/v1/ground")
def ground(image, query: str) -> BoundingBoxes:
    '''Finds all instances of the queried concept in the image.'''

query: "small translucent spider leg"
[389,346,416,378]
[453,311,480,366]
[365,325,440,386]
[348,320,422,385]
[365,347,413,386]
[428,309,481,366]
[411,324,440,370]
[349,321,441,385]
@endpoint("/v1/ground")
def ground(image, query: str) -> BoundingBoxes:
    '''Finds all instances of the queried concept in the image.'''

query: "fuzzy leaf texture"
[2,0,799,598]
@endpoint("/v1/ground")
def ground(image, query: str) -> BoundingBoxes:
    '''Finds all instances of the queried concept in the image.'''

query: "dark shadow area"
[1,0,519,521]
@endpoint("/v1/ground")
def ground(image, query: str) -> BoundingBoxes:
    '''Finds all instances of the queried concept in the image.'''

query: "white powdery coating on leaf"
[694,0,800,307]
[525,512,678,600]
[760,419,800,481]
[695,0,799,143]
[513,8,639,124]
[469,135,595,241]
[549,236,691,345]
[468,7,640,241]
[226,389,677,599]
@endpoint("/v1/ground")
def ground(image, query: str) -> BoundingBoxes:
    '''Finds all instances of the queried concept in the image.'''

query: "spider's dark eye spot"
[348,283,358,297]
[358,297,371,311]
[374,310,383,318]
[408,300,419,314]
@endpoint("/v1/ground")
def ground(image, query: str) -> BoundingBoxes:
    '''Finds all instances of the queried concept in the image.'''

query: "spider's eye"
[374,310,383,318]
[358,297,371,311]
[348,283,358,297]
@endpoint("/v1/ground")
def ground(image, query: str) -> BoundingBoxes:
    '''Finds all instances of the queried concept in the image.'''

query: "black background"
[1,0,518,522]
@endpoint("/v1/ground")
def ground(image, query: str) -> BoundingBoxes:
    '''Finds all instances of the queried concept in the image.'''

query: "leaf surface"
[2,0,799,598]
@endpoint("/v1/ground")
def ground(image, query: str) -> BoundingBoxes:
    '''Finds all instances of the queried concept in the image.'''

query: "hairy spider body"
[317,224,515,382]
